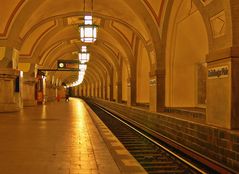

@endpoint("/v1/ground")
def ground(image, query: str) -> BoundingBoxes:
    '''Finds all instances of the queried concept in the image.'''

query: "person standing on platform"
[65,94,69,102]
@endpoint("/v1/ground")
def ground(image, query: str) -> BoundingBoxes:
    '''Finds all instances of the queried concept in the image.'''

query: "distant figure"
[65,94,69,102]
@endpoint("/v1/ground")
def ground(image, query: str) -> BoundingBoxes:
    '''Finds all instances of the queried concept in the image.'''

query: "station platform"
[0,98,146,174]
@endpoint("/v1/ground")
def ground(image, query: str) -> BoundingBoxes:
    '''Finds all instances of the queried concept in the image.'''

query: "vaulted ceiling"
[0,0,165,84]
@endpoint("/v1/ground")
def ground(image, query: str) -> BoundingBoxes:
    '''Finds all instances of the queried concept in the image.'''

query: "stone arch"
[163,0,209,107]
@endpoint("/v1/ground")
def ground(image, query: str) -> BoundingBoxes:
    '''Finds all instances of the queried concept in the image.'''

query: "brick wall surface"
[87,98,239,172]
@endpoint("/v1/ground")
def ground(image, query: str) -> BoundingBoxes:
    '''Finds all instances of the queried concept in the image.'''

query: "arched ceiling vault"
[87,56,108,80]
[82,78,89,86]
[0,0,169,84]
[49,50,112,82]
[40,41,120,75]
[60,68,99,86]
[86,66,103,85]
[19,19,135,78]
[52,51,108,85]
[84,69,98,85]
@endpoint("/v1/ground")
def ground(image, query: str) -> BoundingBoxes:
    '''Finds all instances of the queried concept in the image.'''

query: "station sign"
[57,60,80,70]
[208,65,229,79]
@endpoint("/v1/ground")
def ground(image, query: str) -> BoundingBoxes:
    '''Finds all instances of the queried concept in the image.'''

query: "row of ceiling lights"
[68,1,98,87]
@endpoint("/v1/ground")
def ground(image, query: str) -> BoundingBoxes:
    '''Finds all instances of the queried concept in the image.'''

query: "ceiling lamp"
[78,46,90,63]
[67,71,85,87]
[79,64,87,72]
[79,0,98,43]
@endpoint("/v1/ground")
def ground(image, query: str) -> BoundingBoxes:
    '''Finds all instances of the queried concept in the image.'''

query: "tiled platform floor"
[0,98,146,174]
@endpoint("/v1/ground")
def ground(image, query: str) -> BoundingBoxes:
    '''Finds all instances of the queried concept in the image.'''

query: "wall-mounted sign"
[149,78,156,86]
[57,60,79,70]
[208,65,229,79]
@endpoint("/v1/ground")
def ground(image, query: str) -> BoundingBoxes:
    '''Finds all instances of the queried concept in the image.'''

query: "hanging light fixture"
[67,71,86,87]
[79,63,87,72]
[78,46,90,63]
[79,0,98,43]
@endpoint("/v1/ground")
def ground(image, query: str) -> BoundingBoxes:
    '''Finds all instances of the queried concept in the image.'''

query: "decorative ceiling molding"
[200,0,213,6]
[111,21,133,48]
[39,41,65,65]
[0,0,26,38]
[210,10,225,38]
[142,0,165,26]
[20,20,57,57]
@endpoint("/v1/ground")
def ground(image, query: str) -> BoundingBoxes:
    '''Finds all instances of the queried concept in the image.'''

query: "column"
[127,77,136,106]
[116,81,122,103]
[85,85,87,97]
[19,63,38,106]
[96,83,100,98]
[88,84,91,97]
[0,47,22,112]
[98,83,101,98]
[108,83,113,101]
[22,77,37,106]
[74,86,78,96]
[206,47,239,129]
[149,70,165,112]
[91,84,94,97]
[0,69,21,112]
[80,86,83,97]
[0,47,19,69]
[107,72,114,101]
[94,83,98,98]
[46,84,57,102]
[103,80,107,99]
[36,75,44,104]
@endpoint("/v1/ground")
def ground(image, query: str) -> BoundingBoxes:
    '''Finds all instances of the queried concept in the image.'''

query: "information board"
[57,60,80,70]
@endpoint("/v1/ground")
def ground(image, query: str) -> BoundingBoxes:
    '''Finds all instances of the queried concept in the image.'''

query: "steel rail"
[94,103,207,174]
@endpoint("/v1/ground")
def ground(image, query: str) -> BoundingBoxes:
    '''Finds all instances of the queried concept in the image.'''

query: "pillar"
[36,75,45,104]
[46,84,57,102]
[0,69,22,112]
[149,70,165,112]
[206,47,239,129]
[108,73,114,101]
[22,77,37,106]
[74,86,78,96]
[116,81,122,103]
[98,83,101,98]
[95,83,98,98]
[80,86,82,96]
[103,80,107,99]
[108,83,113,101]
[127,77,136,106]
[85,85,88,96]
[0,47,19,69]
[80,86,82,97]
[18,63,38,106]
[0,47,22,112]
[91,84,94,97]
[56,86,65,101]
[88,84,91,97]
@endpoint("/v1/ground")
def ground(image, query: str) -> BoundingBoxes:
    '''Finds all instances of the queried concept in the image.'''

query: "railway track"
[87,102,219,174]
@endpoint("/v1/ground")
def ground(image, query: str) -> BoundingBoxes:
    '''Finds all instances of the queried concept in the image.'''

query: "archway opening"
[165,0,209,108]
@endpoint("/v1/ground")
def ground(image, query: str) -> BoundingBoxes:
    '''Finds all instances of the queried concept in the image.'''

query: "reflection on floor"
[0,98,145,174]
